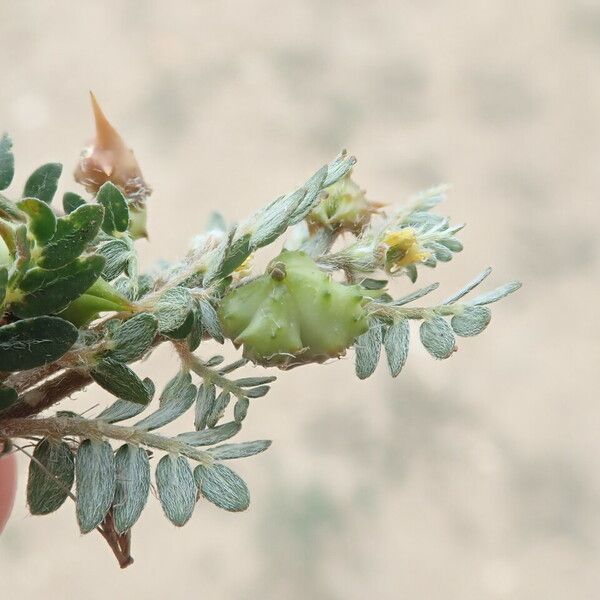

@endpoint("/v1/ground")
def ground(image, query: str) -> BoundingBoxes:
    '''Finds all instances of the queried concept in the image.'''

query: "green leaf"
[91,357,151,405]
[109,313,158,362]
[419,316,455,359]
[57,293,124,327]
[0,384,17,410]
[208,440,271,460]
[16,198,56,245]
[0,133,14,191]
[355,321,383,380]
[405,264,418,283]
[0,316,78,371]
[84,276,132,309]
[76,439,116,534]
[217,233,251,280]
[62,192,86,214]
[134,377,196,431]
[156,455,197,527]
[11,254,105,317]
[384,319,410,377]
[186,305,203,351]
[38,204,104,269]
[155,287,193,334]
[27,438,74,515]
[113,444,150,534]
[0,266,8,307]
[0,193,24,223]
[194,463,250,512]
[177,421,241,446]
[96,182,129,234]
[23,163,62,204]
[450,305,492,337]
[194,383,216,430]
[96,239,131,281]
[96,377,154,423]
[360,278,388,291]
[163,309,194,340]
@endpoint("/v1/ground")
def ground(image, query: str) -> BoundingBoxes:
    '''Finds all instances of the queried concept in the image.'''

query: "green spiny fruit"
[219,250,369,368]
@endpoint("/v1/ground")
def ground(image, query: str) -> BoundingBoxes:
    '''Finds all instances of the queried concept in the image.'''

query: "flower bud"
[219,250,368,368]
[74,93,151,204]
[307,172,381,234]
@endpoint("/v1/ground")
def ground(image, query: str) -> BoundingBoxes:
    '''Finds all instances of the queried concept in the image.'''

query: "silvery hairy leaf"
[443,268,492,305]
[96,378,154,424]
[393,282,439,307]
[355,321,384,380]
[419,316,455,359]
[208,440,271,460]
[112,444,150,534]
[76,439,116,534]
[199,299,224,343]
[384,319,410,377]
[194,383,216,430]
[469,282,522,306]
[322,151,356,187]
[233,376,277,387]
[156,455,197,527]
[177,421,241,446]
[288,165,327,225]
[194,463,250,512]
[250,188,306,249]
[234,397,249,423]
[155,287,193,335]
[206,390,231,428]
[451,305,492,337]
[427,241,453,262]
[109,312,158,363]
[134,377,196,431]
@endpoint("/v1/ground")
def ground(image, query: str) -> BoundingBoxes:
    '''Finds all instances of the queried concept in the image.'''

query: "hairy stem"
[365,300,462,321]
[0,370,93,420]
[0,416,213,466]
[174,342,246,398]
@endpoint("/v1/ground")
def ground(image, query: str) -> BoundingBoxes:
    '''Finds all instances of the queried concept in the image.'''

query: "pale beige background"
[0,1,597,598]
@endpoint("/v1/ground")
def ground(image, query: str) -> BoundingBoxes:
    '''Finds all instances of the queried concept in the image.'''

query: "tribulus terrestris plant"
[0,94,520,567]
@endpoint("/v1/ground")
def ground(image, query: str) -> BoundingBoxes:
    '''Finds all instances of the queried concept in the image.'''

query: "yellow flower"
[383,229,429,272]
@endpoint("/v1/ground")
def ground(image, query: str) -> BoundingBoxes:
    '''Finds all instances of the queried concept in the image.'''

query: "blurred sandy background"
[0,1,597,598]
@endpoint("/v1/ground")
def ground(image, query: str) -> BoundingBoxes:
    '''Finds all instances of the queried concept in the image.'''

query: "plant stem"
[0,370,93,419]
[173,342,245,398]
[0,416,213,466]
[365,300,461,321]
